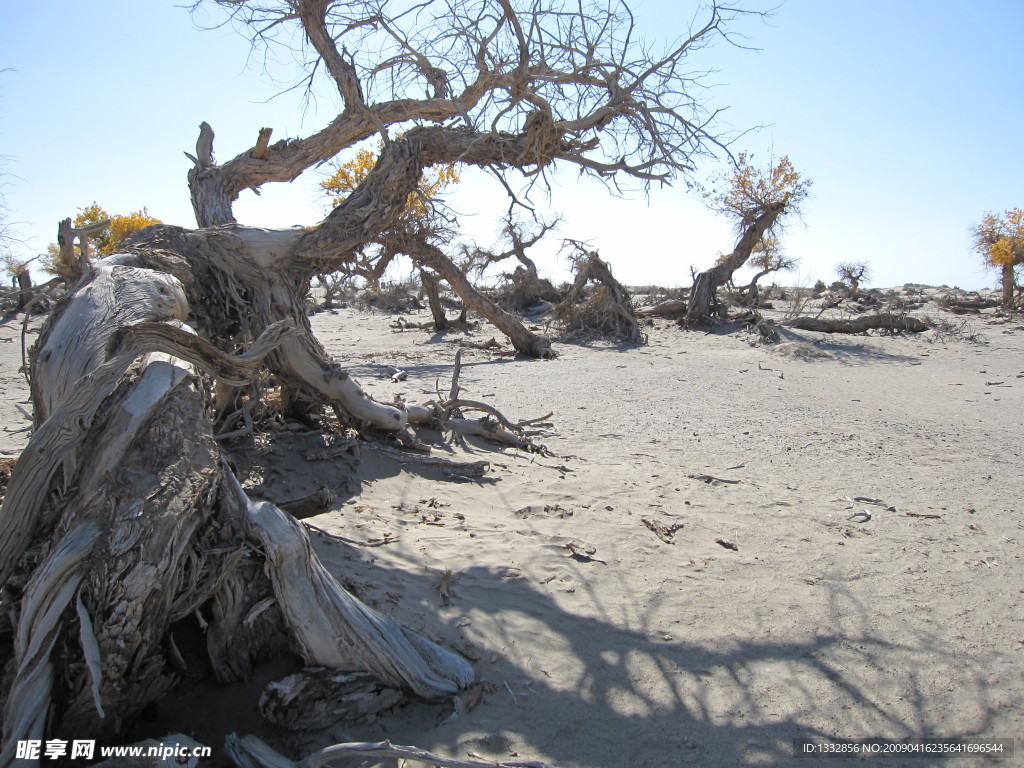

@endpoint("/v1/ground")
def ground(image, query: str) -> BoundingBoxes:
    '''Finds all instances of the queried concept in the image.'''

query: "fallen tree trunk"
[787,314,930,334]
[636,298,688,319]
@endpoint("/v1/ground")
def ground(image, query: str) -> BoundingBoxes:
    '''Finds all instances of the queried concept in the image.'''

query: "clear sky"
[1,0,1021,290]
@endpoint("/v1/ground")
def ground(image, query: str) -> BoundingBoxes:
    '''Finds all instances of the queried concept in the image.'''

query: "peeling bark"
[0,260,475,759]
[259,669,404,730]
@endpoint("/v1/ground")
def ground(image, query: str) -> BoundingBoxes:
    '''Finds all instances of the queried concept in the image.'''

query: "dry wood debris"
[642,518,686,544]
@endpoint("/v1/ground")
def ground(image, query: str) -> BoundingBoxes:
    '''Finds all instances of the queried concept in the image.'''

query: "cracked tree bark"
[0,258,473,762]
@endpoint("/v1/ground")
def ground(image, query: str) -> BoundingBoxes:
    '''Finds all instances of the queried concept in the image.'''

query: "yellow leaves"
[990,238,1016,267]
[43,203,163,279]
[705,151,811,231]
[748,236,780,270]
[105,211,162,254]
[73,203,162,256]
[320,148,378,200]
[320,146,460,224]
[973,208,1024,268]
[73,203,108,231]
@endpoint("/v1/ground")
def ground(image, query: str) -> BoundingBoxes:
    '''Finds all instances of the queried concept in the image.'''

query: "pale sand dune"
[0,296,1020,766]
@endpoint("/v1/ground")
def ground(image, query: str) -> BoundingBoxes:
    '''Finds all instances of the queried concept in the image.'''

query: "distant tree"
[684,152,810,326]
[972,208,1023,309]
[835,260,871,300]
[462,212,562,310]
[1,255,34,311]
[73,203,163,256]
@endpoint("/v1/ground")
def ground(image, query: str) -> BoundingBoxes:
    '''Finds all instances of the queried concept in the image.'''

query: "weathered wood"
[1,253,480,758]
[0,521,102,763]
[636,298,688,319]
[225,734,559,768]
[241,484,475,699]
[0,264,295,591]
[787,314,930,334]
[259,668,404,730]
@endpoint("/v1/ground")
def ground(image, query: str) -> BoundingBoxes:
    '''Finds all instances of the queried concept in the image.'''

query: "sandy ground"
[0,291,1021,767]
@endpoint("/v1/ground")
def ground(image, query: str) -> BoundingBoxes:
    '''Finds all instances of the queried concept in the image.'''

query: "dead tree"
[739,238,796,307]
[0,0,757,759]
[788,313,929,334]
[1,256,42,315]
[10,266,33,311]
[835,260,871,300]
[555,244,642,342]
[466,214,563,311]
[418,267,450,331]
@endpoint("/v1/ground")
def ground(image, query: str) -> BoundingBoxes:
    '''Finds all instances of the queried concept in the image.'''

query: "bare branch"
[187,0,761,226]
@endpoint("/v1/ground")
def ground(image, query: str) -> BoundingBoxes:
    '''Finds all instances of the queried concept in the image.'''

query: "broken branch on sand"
[689,474,741,485]
[225,735,560,768]
[642,518,686,544]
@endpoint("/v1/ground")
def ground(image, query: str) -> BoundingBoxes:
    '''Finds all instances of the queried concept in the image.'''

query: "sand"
[0,291,1020,767]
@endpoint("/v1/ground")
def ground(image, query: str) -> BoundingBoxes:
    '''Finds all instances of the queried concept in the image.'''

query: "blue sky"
[2,0,1021,290]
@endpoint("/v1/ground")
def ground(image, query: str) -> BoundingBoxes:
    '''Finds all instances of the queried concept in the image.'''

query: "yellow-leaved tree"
[685,152,810,325]
[972,208,1023,309]
[74,203,163,256]
[44,203,163,281]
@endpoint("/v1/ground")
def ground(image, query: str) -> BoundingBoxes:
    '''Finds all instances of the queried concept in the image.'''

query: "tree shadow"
[252,542,1003,768]
[138,405,1005,767]
[131,464,1009,768]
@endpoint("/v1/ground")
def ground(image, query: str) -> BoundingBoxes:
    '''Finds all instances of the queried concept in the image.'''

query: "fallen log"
[636,299,688,319]
[787,314,930,334]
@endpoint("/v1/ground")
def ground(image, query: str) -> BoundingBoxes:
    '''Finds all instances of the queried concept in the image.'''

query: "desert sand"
[0,289,1020,767]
